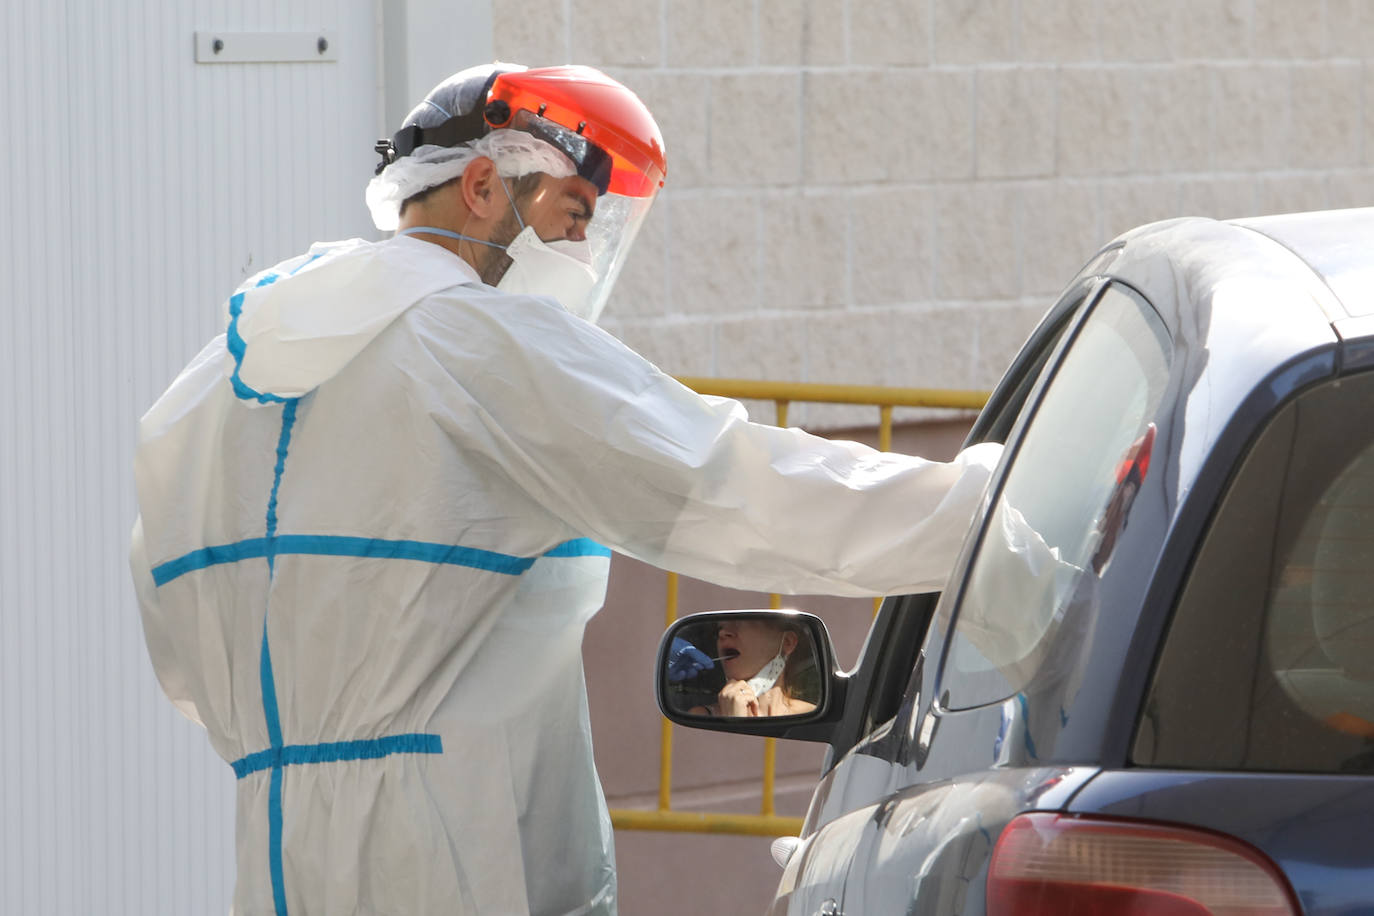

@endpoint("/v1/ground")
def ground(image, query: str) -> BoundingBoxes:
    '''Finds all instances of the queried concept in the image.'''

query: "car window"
[1135,370,1374,774]
[964,282,1095,448]
[941,284,1173,710]
[829,286,1098,765]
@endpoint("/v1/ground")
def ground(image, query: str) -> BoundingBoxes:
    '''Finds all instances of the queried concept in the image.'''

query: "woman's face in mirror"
[716,619,796,681]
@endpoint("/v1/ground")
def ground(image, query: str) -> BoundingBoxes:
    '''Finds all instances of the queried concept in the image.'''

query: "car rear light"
[987,813,1298,916]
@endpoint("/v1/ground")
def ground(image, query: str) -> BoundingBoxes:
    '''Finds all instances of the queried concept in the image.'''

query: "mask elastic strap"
[496,175,527,231]
[746,636,789,697]
[395,226,504,250]
[398,172,526,249]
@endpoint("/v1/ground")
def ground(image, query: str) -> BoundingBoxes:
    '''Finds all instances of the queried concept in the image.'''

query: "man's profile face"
[516,174,599,243]
[477,173,600,286]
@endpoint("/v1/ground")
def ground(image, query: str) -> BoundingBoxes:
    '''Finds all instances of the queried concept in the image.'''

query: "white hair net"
[366,131,575,231]
[365,62,577,231]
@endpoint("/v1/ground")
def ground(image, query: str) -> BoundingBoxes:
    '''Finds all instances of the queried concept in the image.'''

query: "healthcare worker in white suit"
[130,63,1002,916]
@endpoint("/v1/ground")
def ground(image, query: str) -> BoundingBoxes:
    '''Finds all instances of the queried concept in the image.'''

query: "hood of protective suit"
[225,236,479,402]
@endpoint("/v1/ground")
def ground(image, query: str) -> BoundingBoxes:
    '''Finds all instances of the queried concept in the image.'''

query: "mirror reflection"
[663,614,822,718]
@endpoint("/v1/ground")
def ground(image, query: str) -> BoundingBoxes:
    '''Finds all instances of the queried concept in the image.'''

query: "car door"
[819,274,1104,769]
[767,275,1111,916]
[788,276,1181,916]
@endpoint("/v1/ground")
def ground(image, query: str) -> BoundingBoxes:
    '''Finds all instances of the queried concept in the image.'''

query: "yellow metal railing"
[608,378,990,837]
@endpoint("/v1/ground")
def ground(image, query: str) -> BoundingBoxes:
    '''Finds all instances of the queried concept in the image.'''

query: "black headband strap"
[391,105,490,158]
[375,69,613,195]
[374,69,510,175]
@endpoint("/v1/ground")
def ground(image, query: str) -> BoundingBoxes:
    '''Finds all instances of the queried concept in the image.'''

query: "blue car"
[657,209,1374,915]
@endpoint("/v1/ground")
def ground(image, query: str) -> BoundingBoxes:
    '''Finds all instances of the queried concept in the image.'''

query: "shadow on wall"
[585,418,973,915]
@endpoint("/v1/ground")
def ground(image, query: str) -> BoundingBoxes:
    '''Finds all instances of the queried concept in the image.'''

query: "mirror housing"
[655,609,849,742]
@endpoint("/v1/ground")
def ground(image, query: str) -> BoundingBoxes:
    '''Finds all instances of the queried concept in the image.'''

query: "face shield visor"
[488,68,664,323]
[491,167,655,325]
[377,65,666,323]
[575,186,653,324]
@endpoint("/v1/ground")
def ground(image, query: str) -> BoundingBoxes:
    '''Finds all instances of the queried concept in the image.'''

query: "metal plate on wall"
[194,31,337,63]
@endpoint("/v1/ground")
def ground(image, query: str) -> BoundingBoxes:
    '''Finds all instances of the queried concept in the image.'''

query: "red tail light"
[987,813,1299,916]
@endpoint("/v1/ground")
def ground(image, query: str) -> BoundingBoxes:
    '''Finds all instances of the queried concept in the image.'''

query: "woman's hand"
[717,679,759,717]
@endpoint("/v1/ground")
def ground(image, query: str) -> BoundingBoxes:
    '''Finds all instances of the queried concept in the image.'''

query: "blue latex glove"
[667,637,714,682]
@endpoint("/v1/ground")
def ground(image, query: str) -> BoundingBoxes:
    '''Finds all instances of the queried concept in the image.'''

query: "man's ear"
[781,631,799,656]
[461,157,501,218]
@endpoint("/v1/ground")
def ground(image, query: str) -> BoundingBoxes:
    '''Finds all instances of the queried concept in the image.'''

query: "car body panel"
[774,766,1099,916]
[1067,770,1374,915]
[1233,208,1374,319]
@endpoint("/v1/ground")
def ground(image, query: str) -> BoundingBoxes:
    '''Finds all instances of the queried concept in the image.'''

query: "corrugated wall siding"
[1,0,381,911]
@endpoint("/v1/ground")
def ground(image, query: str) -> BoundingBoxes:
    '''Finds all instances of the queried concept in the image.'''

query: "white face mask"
[495,225,600,322]
[746,642,788,696]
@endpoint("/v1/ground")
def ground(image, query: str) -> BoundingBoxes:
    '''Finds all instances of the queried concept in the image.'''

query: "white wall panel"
[1,0,385,911]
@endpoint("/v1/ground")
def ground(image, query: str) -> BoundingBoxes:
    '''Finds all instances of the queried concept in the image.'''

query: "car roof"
[1231,207,1374,322]
[1100,208,1374,337]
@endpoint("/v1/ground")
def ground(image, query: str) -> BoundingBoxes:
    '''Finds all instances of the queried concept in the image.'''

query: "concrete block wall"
[494,0,1374,429]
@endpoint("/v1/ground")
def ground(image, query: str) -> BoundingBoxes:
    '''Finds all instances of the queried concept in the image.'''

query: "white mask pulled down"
[746,647,788,697]
[496,227,600,323]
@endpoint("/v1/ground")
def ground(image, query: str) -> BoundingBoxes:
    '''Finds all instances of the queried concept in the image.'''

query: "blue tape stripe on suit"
[152,539,270,584]
[222,253,328,404]
[261,401,297,916]
[226,273,291,404]
[268,766,286,915]
[543,537,612,558]
[232,734,444,779]
[264,400,297,571]
[258,621,285,753]
[288,252,325,276]
[151,536,608,586]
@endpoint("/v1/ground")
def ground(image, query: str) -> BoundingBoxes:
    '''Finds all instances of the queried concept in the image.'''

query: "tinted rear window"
[1135,370,1374,774]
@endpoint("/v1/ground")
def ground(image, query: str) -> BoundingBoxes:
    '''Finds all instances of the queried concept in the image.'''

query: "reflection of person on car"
[691,618,817,717]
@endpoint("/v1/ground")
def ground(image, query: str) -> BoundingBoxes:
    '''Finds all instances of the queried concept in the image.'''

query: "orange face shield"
[483,66,667,322]
[482,66,667,199]
[376,64,666,323]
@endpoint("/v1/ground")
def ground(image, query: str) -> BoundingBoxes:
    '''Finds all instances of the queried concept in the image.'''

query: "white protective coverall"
[130,233,1001,915]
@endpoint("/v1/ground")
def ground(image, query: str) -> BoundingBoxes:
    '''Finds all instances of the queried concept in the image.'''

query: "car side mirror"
[656,610,844,739]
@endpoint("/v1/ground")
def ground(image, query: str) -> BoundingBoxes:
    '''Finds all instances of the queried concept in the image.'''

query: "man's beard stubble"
[476,207,523,286]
